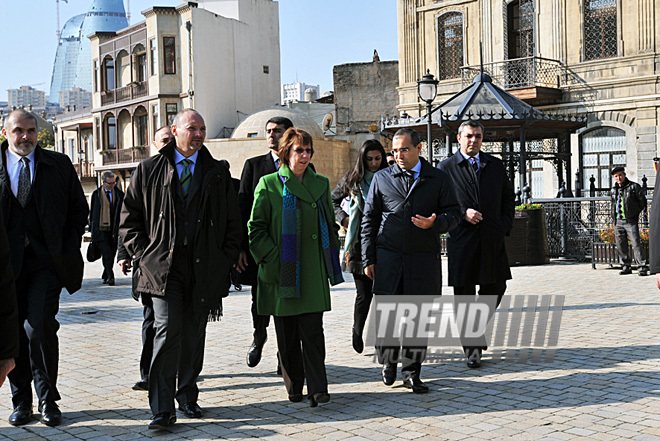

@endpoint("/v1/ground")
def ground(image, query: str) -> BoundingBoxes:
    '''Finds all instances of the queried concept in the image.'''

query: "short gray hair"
[101,171,116,182]
[4,109,38,130]
[457,120,485,136]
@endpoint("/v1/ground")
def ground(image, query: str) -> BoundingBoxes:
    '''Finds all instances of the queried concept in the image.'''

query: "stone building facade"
[397,0,660,195]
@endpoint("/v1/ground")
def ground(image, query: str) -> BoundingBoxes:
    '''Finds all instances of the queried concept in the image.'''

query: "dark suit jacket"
[437,151,515,287]
[0,208,18,360]
[649,188,660,274]
[89,185,125,244]
[0,142,88,294]
[361,158,461,295]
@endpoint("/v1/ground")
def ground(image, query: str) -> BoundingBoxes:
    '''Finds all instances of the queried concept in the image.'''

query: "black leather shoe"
[308,392,330,407]
[620,267,632,275]
[246,338,266,368]
[132,379,148,391]
[149,412,176,430]
[402,377,429,394]
[38,401,62,427]
[352,328,364,354]
[107,278,115,286]
[382,363,396,386]
[8,402,32,426]
[178,402,203,418]
[288,394,303,403]
[466,348,482,368]
[639,269,649,276]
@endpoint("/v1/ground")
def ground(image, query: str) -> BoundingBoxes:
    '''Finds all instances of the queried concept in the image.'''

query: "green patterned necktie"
[17,157,31,207]
[617,190,625,220]
[180,158,193,198]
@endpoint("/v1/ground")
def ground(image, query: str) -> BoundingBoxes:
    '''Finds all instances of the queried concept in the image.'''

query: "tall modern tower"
[49,0,128,104]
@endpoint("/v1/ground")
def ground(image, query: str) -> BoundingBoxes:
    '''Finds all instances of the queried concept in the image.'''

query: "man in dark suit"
[650,181,660,288]
[89,171,124,285]
[237,116,293,368]
[438,120,515,369]
[120,109,241,430]
[1,109,88,427]
[117,126,173,392]
[362,128,461,394]
[0,210,18,388]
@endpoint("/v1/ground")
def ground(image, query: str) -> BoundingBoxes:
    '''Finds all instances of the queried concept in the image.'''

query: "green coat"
[248,165,337,316]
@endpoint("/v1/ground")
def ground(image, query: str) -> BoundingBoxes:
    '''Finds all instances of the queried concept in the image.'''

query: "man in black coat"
[0,209,18,388]
[1,109,88,427]
[438,121,515,369]
[611,166,648,276]
[89,170,125,285]
[237,116,293,369]
[120,109,241,430]
[362,128,461,394]
[649,181,660,288]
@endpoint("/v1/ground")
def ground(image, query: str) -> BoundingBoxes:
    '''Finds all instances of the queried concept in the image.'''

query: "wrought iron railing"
[461,57,564,90]
[531,196,652,260]
[102,147,150,166]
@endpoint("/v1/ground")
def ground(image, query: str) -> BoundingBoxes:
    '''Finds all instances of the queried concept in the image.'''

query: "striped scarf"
[279,175,343,298]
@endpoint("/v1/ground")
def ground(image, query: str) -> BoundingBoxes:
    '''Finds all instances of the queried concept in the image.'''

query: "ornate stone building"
[396,0,660,195]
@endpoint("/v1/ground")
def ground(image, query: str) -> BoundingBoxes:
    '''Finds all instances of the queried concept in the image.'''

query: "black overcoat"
[649,188,660,274]
[437,151,515,287]
[0,208,18,361]
[0,142,88,294]
[361,158,461,295]
[89,184,125,244]
[119,142,242,314]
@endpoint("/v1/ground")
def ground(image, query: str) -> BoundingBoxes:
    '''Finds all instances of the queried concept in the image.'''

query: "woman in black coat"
[332,140,387,353]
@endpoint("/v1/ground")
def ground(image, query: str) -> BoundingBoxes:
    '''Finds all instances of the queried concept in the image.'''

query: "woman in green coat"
[248,128,343,407]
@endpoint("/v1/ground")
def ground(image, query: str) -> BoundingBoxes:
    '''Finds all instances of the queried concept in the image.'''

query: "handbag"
[86,241,102,262]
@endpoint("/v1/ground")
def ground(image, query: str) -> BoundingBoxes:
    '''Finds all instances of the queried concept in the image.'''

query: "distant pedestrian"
[1,109,88,427]
[89,171,124,285]
[611,166,649,276]
[249,128,342,407]
[332,139,387,353]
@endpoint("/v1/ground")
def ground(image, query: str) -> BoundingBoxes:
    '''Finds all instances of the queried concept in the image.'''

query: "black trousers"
[615,220,648,268]
[99,232,116,281]
[139,293,155,382]
[352,273,373,337]
[453,281,506,351]
[8,247,63,407]
[375,280,426,378]
[149,246,207,414]
[273,312,327,397]
[251,289,271,344]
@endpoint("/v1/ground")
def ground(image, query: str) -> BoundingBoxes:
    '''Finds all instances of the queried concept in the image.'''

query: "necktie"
[106,189,112,203]
[275,157,280,170]
[17,157,31,207]
[470,157,479,173]
[617,190,625,220]
[404,170,415,193]
[180,158,193,198]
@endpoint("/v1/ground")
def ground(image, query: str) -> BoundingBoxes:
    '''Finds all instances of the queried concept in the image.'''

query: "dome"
[231,107,324,139]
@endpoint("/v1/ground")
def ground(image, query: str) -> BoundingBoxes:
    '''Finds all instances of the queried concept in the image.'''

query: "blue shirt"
[460,150,480,169]
[174,149,198,179]
[6,147,35,198]
[406,159,422,180]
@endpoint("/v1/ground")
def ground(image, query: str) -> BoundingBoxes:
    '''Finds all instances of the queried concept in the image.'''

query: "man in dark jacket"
[0,210,18,388]
[438,121,515,369]
[89,170,124,285]
[649,180,660,288]
[611,166,649,276]
[1,109,88,427]
[362,128,461,394]
[237,116,293,369]
[120,109,241,430]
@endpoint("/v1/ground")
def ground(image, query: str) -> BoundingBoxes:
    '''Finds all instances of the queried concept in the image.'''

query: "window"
[581,127,626,193]
[136,113,148,146]
[152,104,159,135]
[437,12,463,80]
[93,60,99,92]
[103,58,115,90]
[150,38,157,76]
[166,103,177,126]
[163,37,176,74]
[106,116,117,150]
[263,65,269,74]
[69,138,75,159]
[584,0,617,60]
[507,0,534,59]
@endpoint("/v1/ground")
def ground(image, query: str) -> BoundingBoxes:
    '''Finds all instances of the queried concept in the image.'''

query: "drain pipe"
[186,20,194,108]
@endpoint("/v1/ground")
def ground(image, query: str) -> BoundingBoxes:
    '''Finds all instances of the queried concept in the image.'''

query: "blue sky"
[0,0,397,102]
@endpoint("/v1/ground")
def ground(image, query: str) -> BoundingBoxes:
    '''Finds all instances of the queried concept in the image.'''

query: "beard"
[12,141,35,156]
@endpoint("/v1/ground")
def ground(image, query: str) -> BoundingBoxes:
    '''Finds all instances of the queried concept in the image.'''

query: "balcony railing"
[100,81,148,106]
[101,147,150,166]
[461,57,565,90]
[73,162,94,178]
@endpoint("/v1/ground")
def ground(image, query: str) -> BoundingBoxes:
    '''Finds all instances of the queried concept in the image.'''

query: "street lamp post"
[417,69,439,164]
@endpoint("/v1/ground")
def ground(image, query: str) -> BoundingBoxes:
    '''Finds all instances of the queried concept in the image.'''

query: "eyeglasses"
[104,181,116,185]
[293,148,313,155]
[391,147,411,154]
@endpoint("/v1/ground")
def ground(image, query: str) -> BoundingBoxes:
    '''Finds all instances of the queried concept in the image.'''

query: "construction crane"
[56,0,69,42]
[126,0,131,24]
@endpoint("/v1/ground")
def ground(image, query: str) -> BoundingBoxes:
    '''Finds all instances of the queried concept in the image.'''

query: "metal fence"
[531,196,652,260]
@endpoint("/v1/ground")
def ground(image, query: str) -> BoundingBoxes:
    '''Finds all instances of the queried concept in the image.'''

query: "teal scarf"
[279,175,343,298]
[343,170,373,268]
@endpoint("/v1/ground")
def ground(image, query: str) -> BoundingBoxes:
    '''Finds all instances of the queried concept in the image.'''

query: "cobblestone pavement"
[1,246,660,440]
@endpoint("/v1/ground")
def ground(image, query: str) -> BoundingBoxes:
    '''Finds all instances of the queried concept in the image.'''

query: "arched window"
[507,0,534,60]
[437,12,463,80]
[581,127,626,192]
[584,0,617,60]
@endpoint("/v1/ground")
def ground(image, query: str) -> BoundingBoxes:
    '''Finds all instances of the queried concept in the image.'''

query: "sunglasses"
[293,148,313,155]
